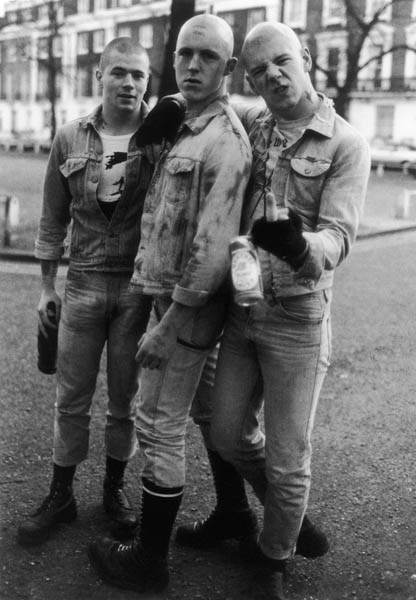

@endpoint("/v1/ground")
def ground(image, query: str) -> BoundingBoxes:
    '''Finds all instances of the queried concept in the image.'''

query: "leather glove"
[251,209,308,269]
[136,96,186,146]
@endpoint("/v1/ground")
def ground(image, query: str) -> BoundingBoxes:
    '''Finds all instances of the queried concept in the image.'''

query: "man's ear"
[173,51,177,68]
[96,69,103,91]
[245,74,257,95]
[224,57,238,76]
[302,47,312,72]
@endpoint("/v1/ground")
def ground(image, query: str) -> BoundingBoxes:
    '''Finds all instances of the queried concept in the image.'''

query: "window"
[22,8,32,22]
[284,0,307,29]
[77,66,92,97]
[375,104,394,139]
[78,32,89,55]
[119,0,132,6]
[117,25,132,38]
[322,0,346,26]
[38,4,48,20]
[7,42,16,63]
[8,11,17,23]
[43,109,51,129]
[38,38,48,59]
[366,0,392,21]
[138,24,153,49]
[93,29,105,53]
[247,8,266,31]
[220,12,235,28]
[413,0,416,19]
[94,0,106,10]
[78,0,90,14]
[53,36,63,57]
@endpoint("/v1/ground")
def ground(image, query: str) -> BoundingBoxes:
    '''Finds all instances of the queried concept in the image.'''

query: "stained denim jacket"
[236,94,371,298]
[130,96,252,307]
[35,104,153,272]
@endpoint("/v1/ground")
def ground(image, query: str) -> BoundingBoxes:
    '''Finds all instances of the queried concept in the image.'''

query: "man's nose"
[188,53,200,71]
[122,73,134,87]
[266,64,282,82]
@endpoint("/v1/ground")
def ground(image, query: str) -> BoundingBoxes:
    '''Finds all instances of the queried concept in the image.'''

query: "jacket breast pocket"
[59,156,89,199]
[161,157,195,205]
[289,156,331,211]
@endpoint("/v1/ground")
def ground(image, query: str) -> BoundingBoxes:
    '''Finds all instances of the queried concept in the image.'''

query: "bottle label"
[231,249,260,291]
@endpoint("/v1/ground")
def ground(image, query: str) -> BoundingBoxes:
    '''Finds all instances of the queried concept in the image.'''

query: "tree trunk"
[158,0,195,98]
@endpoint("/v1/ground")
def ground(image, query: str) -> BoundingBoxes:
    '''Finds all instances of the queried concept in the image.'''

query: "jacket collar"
[81,102,150,131]
[182,94,229,135]
[256,92,336,142]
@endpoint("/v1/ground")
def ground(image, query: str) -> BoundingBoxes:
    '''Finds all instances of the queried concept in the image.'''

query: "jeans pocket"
[279,292,325,324]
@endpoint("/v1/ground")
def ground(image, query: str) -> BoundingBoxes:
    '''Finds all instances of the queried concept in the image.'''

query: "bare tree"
[38,0,62,143]
[158,0,195,98]
[312,0,416,118]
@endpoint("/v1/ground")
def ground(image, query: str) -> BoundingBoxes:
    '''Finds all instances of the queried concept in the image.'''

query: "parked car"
[370,141,416,175]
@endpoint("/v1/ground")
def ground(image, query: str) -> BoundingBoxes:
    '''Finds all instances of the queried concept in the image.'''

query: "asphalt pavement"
[1,204,416,600]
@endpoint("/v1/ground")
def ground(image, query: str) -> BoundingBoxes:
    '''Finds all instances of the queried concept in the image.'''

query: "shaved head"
[242,22,302,68]
[177,14,234,60]
[99,37,149,72]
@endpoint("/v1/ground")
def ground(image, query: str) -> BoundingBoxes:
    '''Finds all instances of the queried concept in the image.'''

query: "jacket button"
[91,176,98,183]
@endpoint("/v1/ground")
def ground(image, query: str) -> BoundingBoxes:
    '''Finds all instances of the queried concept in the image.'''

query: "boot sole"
[87,545,169,593]
[17,499,77,546]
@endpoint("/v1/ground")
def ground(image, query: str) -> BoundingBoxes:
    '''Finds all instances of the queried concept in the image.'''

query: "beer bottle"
[37,302,58,374]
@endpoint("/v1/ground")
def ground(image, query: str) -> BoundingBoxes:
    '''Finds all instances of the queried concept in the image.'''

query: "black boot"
[175,449,258,548]
[18,464,77,546]
[88,478,182,593]
[253,560,288,600]
[296,514,329,558]
[103,456,138,532]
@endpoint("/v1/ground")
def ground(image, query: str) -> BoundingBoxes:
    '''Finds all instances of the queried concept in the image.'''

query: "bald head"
[177,14,234,60]
[242,22,302,68]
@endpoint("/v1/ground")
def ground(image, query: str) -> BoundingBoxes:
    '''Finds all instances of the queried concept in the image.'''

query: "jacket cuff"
[34,240,65,261]
[293,233,325,290]
[172,284,210,307]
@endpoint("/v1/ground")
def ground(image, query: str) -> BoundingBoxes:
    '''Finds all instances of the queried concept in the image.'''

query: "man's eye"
[179,49,193,58]
[200,50,218,61]
[252,67,266,78]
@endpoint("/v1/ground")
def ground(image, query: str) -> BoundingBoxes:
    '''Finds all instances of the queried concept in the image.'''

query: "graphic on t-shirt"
[110,176,125,196]
[105,151,127,170]
[98,134,131,205]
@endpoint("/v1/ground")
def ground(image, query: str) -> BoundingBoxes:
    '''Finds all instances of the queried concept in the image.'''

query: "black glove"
[251,209,308,269]
[136,96,186,146]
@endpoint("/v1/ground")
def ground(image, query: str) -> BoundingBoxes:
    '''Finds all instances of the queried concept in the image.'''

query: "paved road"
[0,231,416,600]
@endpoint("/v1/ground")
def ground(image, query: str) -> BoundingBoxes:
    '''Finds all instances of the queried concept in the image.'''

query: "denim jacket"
[236,94,371,298]
[130,96,252,307]
[35,104,153,272]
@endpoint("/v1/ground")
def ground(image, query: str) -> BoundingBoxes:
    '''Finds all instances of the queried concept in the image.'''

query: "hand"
[38,290,61,337]
[135,322,177,369]
[136,96,186,147]
[251,193,308,269]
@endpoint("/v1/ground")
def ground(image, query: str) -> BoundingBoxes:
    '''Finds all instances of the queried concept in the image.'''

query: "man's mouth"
[184,78,201,85]
[118,94,136,100]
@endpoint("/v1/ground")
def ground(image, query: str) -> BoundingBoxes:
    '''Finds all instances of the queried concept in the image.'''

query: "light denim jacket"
[236,94,371,298]
[130,96,252,307]
[35,104,153,272]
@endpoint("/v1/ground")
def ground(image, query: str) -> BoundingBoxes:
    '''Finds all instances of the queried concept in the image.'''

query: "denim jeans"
[210,290,332,560]
[137,295,227,488]
[53,269,152,466]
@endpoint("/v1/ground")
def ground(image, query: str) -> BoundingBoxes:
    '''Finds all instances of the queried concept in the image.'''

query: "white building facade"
[0,0,415,147]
